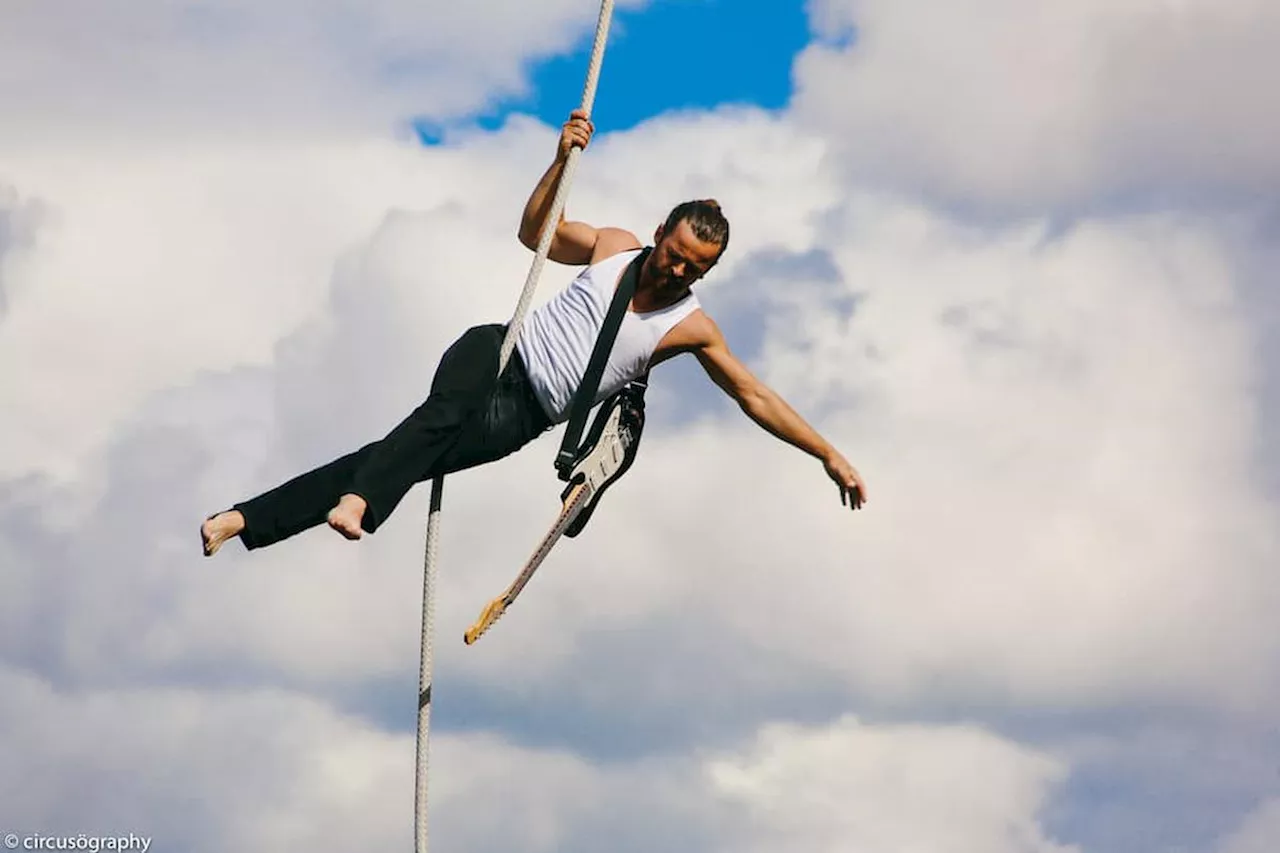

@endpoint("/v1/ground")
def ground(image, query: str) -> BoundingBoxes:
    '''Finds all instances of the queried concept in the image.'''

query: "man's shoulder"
[658,306,718,354]
[678,306,720,342]
[588,228,644,264]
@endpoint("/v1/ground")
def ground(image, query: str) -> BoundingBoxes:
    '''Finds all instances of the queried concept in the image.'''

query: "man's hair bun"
[663,198,730,255]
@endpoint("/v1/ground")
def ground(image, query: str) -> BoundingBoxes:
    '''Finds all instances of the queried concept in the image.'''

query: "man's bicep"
[694,332,759,403]
[546,220,599,265]
[545,223,640,266]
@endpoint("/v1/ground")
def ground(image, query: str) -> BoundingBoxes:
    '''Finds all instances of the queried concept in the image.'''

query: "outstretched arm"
[518,109,639,265]
[685,313,868,510]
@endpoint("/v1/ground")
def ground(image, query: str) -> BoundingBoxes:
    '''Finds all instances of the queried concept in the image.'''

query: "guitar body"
[560,380,648,538]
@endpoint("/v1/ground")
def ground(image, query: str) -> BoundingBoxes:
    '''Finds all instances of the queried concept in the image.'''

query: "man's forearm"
[519,157,568,244]
[739,387,834,460]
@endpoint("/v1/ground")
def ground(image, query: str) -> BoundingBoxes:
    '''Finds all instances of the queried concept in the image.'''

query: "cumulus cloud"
[794,0,1280,210]
[0,664,410,852]
[442,132,1279,716]
[0,665,1079,853]
[1,0,645,143]
[0,660,705,853]
[3,107,1276,853]
[712,199,1280,712]
[0,118,570,482]
[0,109,853,698]
[707,715,1078,853]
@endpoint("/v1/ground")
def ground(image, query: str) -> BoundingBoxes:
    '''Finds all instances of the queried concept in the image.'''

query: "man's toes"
[327,512,362,540]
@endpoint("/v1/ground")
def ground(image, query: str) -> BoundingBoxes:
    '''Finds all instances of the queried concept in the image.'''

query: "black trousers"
[232,323,553,549]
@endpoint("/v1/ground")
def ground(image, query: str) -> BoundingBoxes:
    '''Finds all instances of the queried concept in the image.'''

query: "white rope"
[414,2,617,850]
[414,478,443,853]
[497,0,616,374]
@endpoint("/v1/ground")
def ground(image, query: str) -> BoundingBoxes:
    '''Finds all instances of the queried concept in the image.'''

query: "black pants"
[232,323,553,550]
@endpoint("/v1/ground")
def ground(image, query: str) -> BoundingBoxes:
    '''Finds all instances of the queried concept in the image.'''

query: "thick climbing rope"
[413,2,617,851]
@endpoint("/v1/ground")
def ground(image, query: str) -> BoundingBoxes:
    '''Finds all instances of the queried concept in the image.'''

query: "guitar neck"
[502,482,591,604]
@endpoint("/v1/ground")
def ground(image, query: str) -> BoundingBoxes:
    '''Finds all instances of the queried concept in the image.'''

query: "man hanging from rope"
[201,109,867,556]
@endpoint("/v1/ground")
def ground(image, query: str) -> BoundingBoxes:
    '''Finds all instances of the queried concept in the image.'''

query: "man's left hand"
[823,449,867,511]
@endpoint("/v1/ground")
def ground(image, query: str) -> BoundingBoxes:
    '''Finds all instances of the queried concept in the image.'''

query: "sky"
[412,0,813,142]
[2,1,1280,852]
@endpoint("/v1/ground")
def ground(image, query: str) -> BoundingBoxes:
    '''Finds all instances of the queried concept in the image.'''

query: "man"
[201,109,867,556]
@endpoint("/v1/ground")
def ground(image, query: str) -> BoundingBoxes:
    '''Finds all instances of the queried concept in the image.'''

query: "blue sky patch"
[415,0,810,145]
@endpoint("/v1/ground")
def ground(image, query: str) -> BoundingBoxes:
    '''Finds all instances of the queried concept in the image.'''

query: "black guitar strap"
[555,247,652,481]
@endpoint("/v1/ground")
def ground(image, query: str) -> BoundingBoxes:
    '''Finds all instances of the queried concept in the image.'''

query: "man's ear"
[652,223,665,244]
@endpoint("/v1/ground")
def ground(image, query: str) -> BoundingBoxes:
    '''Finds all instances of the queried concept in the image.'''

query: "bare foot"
[327,494,367,540]
[201,510,245,557]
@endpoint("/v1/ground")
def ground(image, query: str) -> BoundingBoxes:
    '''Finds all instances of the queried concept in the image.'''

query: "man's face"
[645,219,722,296]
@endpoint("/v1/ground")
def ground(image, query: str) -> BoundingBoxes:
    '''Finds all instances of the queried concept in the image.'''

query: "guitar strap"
[555,247,652,481]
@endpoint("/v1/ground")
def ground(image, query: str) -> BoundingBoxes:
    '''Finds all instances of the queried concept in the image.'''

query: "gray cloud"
[1216,798,1280,853]
[0,183,46,319]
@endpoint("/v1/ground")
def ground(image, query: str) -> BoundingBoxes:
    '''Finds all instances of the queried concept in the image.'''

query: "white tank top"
[516,247,700,424]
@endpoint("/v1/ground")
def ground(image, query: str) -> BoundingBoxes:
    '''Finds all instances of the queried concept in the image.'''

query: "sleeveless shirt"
[515,247,701,424]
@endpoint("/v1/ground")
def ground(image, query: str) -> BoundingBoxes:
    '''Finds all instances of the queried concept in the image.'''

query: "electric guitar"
[463,379,648,644]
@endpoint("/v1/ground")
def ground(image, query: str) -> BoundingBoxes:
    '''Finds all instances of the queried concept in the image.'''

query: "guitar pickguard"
[561,383,646,538]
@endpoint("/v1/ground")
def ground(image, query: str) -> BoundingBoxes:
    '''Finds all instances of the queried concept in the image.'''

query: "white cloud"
[0,664,1080,853]
[794,0,1280,209]
[0,661,684,853]
[707,714,1078,853]
[2,108,1276,720]
[454,137,1280,714]
[1,0,646,144]
[0,664,410,852]
[677,200,1280,713]
[0,109,849,696]
[0,119,566,483]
